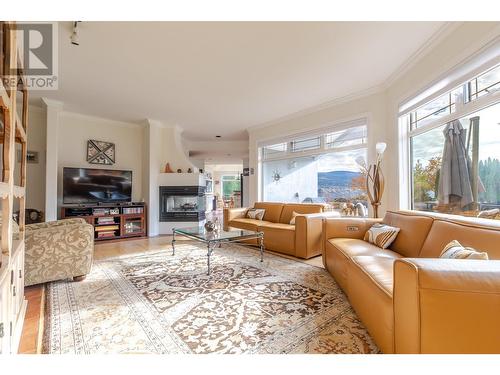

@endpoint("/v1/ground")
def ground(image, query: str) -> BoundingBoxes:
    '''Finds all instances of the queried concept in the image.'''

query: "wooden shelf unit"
[60,203,147,241]
[0,21,28,355]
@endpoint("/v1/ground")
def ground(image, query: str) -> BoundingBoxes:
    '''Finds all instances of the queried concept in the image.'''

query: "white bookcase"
[0,21,28,354]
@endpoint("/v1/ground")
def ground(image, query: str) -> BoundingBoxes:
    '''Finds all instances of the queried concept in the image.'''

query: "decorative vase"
[164,163,174,173]
[204,221,216,232]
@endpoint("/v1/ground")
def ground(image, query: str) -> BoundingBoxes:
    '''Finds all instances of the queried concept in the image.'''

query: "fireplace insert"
[159,186,206,222]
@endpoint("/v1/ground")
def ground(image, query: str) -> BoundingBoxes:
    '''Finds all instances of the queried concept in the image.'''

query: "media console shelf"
[60,203,147,241]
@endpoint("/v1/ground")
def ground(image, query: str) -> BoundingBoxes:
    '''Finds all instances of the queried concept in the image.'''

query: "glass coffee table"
[171,227,264,275]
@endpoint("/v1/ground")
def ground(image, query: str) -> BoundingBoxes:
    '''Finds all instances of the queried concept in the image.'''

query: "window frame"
[260,125,368,163]
[258,122,368,202]
[400,63,500,211]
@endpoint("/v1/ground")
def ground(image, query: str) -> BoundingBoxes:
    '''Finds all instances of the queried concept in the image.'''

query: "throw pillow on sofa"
[290,211,300,225]
[440,240,489,260]
[246,208,266,220]
[364,223,400,249]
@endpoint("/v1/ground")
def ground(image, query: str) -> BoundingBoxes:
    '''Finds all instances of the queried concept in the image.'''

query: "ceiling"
[32,21,447,141]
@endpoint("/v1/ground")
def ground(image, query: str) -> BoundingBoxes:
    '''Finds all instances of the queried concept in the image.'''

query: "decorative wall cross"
[87,140,115,165]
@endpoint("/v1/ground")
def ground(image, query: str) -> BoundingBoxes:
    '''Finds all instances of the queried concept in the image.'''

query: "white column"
[41,98,63,221]
[242,157,250,207]
[143,119,162,236]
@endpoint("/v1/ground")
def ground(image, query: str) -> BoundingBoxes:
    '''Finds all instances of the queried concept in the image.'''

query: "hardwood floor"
[18,285,45,354]
[18,235,323,353]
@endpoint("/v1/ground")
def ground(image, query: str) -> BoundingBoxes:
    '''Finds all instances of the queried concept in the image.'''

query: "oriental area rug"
[43,242,378,354]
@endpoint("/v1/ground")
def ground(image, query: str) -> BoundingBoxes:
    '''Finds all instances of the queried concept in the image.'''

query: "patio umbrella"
[437,120,474,208]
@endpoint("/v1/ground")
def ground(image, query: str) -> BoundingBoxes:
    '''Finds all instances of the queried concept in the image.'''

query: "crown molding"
[247,83,384,134]
[382,22,463,89]
[60,110,143,129]
[396,25,500,112]
[41,97,64,109]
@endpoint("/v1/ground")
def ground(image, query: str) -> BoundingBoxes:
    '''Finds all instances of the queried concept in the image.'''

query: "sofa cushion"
[258,222,295,256]
[420,219,500,259]
[350,256,396,296]
[383,211,434,258]
[328,238,403,260]
[279,203,324,224]
[228,218,271,232]
[325,239,401,292]
[254,202,284,223]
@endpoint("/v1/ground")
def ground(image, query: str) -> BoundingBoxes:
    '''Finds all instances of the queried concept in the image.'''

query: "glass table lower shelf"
[171,226,264,275]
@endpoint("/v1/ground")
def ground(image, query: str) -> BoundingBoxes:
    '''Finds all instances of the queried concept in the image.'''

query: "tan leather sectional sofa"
[224,202,333,259]
[323,210,500,354]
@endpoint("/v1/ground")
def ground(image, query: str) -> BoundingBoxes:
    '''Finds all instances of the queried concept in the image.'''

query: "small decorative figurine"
[177,169,182,173]
[187,168,192,173]
[164,163,174,173]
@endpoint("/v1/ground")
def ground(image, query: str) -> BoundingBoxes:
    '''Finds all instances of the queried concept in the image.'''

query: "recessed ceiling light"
[215,135,221,138]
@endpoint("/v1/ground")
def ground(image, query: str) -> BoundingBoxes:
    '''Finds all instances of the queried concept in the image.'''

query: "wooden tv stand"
[60,203,147,241]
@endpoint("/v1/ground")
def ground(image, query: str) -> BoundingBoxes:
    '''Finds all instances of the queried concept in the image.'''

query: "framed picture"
[87,140,115,165]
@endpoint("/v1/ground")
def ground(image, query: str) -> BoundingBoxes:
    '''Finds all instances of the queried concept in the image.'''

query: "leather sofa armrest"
[294,214,325,259]
[223,207,248,228]
[393,258,500,353]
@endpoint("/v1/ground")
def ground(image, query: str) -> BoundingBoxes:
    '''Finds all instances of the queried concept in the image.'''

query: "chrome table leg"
[207,241,216,275]
[171,229,176,256]
[259,233,264,262]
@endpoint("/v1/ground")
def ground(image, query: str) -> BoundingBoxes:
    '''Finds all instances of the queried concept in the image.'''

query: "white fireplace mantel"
[158,173,205,187]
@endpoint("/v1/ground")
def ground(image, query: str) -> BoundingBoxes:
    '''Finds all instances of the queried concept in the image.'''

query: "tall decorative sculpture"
[355,142,387,219]
[365,142,386,218]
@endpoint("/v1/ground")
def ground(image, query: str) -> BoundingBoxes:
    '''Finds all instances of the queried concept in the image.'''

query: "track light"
[70,22,80,46]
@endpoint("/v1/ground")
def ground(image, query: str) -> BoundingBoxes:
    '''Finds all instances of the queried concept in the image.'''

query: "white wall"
[143,122,203,236]
[22,106,46,212]
[262,157,318,202]
[57,112,144,208]
[162,126,197,173]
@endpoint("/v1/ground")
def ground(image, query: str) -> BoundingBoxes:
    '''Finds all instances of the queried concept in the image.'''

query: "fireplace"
[159,186,206,222]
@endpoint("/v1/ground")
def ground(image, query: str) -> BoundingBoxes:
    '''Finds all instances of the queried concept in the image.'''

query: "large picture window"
[402,64,500,218]
[260,124,368,217]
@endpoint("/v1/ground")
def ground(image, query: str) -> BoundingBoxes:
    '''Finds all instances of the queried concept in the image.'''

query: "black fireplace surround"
[159,186,206,222]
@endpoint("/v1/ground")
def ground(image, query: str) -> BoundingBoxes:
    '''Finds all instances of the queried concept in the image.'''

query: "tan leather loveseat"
[224,202,332,258]
[323,210,500,354]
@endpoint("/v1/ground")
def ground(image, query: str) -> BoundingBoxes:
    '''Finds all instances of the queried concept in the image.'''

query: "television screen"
[63,167,132,204]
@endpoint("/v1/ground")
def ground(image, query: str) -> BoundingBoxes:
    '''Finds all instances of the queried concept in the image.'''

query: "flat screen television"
[63,167,132,204]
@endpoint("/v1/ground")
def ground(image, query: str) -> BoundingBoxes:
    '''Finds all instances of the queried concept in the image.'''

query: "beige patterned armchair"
[25,218,94,286]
